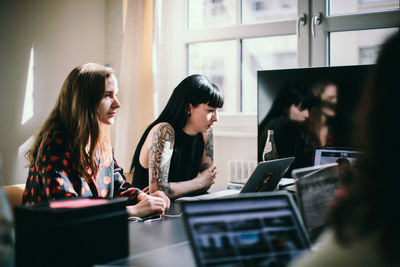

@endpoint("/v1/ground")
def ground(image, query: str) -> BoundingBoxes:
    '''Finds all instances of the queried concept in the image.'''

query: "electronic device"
[181,192,310,267]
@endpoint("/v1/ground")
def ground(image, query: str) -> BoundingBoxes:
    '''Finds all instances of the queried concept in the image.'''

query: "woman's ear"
[187,103,193,116]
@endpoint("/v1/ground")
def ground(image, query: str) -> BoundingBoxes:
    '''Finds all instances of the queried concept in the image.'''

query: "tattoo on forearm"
[205,129,214,161]
[148,124,175,195]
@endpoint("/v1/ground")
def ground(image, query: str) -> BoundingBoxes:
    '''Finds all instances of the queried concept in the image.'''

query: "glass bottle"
[262,130,279,161]
[0,155,15,267]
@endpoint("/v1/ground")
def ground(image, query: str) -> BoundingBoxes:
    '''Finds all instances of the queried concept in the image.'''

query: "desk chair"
[3,184,25,212]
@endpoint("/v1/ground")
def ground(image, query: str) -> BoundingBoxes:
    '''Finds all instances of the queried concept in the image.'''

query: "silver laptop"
[176,157,294,202]
[292,163,340,242]
[180,191,311,267]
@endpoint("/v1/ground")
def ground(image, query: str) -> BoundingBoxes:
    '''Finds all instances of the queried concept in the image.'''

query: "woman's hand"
[143,186,171,210]
[150,190,170,211]
[126,192,167,217]
[195,165,217,191]
[142,188,171,211]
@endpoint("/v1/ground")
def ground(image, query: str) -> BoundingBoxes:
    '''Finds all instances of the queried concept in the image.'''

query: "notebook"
[175,157,294,202]
[292,163,340,242]
[180,192,310,267]
[313,146,361,166]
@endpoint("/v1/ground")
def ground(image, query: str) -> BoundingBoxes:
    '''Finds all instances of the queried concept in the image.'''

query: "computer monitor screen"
[258,65,372,174]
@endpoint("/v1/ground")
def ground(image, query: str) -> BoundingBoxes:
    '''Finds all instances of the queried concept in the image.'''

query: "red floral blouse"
[22,132,140,206]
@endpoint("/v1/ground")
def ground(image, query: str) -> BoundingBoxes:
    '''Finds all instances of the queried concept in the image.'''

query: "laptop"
[313,146,362,166]
[176,157,295,202]
[180,192,311,267]
[292,163,340,242]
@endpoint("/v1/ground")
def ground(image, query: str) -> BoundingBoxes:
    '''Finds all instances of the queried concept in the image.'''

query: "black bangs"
[191,77,224,108]
[207,83,224,108]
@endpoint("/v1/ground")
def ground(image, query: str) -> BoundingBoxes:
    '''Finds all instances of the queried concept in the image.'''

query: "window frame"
[154,0,399,136]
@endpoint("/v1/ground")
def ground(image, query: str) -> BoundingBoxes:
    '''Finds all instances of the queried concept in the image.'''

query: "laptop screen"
[313,147,361,166]
[241,157,294,193]
[181,192,310,267]
[292,163,339,242]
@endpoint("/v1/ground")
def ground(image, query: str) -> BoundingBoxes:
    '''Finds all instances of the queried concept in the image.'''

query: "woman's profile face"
[96,74,120,125]
[289,104,309,124]
[185,103,219,134]
[320,84,338,117]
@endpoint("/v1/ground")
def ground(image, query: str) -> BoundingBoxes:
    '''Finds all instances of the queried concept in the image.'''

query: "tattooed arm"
[147,123,216,199]
[196,128,217,192]
[200,128,214,171]
[148,123,175,196]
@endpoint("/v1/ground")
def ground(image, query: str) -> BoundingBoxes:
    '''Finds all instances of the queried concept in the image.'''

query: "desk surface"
[98,203,196,267]
[99,182,298,267]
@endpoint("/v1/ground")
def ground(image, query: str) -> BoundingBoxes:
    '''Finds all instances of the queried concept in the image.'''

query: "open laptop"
[176,157,294,202]
[313,146,362,166]
[180,192,311,267]
[292,163,340,242]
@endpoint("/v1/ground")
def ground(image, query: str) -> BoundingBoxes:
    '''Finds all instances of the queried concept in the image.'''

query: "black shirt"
[132,128,204,190]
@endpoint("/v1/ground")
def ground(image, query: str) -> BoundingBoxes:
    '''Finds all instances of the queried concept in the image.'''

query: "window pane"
[188,41,238,113]
[329,0,399,16]
[188,0,238,29]
[330,28,398,66]
[242,35,297,113]
[242,0,297,24]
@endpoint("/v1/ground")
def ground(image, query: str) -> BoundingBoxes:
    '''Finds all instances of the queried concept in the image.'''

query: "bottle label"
[263,142,272,154]
[263,142,272,161]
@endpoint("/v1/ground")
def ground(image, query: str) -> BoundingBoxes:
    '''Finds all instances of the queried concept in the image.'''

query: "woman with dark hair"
[130,74,224,199]
[304,80,339,147]
[289,31,400,267]
[23,63,169,217]
[258,81,312,174]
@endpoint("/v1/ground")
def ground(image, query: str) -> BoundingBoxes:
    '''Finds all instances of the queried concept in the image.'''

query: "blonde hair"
[26,63,114,182]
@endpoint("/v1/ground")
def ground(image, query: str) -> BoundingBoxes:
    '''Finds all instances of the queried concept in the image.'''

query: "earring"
[187,113,191,117]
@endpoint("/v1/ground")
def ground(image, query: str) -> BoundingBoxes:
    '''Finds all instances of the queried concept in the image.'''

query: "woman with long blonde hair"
[23,63,169,217]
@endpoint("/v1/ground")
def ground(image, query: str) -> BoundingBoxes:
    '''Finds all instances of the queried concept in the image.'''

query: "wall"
[0,0,114,185]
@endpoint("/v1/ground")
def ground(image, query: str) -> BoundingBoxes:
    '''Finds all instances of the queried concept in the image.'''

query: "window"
[311,0,399,66]
[188,40,238,113]
[242,35,297,113]
[185,0,300,114]
[329,0,399,15]
[330,27,398,66]
[188,0,237,29]
[242,0,297,24]
[155,0,399,116]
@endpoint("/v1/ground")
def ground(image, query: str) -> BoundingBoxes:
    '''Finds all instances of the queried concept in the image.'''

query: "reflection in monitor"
[313,147,362,166]
[257,65,372,175]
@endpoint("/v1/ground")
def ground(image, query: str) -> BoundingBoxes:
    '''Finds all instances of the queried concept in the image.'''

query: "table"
[97,203,196,267]
[98,182,297,266]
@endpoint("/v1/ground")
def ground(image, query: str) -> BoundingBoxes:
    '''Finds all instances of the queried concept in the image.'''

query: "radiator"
[228,160,257,184]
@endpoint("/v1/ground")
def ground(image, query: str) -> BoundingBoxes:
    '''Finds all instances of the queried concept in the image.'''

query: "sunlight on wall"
[21,45,35,125]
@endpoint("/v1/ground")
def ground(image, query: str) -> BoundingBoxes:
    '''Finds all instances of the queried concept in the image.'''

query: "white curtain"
[114,0,154,181]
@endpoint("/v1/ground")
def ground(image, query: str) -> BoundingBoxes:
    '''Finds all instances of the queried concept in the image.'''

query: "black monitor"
[257,65,372,173]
